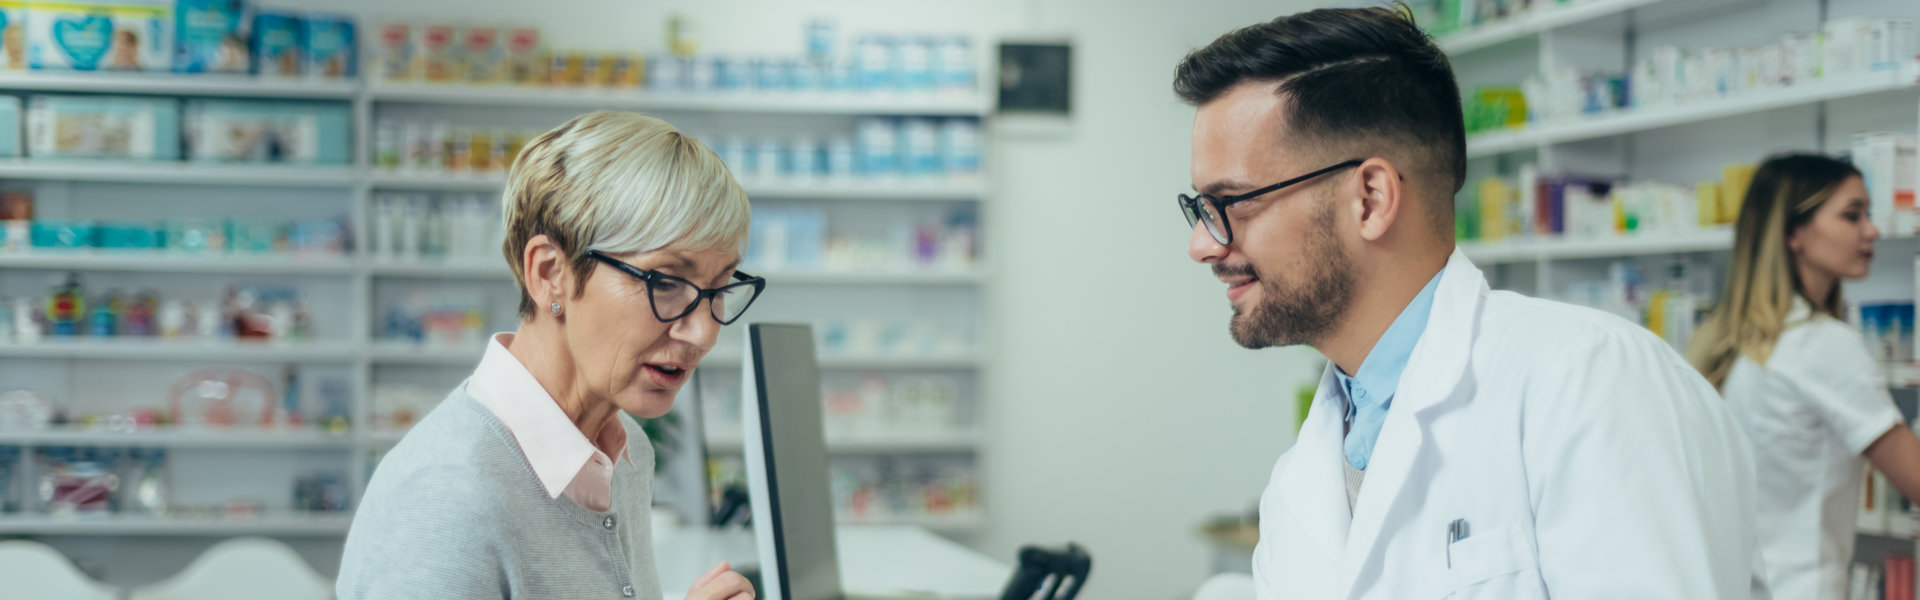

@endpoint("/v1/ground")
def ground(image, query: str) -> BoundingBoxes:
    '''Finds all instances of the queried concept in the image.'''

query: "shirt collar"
[1336,270,1444,416]
[466,333,630,499]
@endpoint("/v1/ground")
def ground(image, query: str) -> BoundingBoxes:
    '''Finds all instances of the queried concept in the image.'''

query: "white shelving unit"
[1459,228,1733,265]
[0,68,996,538]
[703,431,981,454]
[1468,67,1920,158]
[1435,0,1665,55]
[0,427,356,450]
[0,514,353,536]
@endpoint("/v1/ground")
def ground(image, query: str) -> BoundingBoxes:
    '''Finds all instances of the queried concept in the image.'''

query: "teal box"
[95,221,160,249]
[174,0,250,74]
[0,96,20,158]
[32,220,94,249]
[25,95,181,160]
[250,9,300,78]
[182,99,349,165]
[302,13,354,81]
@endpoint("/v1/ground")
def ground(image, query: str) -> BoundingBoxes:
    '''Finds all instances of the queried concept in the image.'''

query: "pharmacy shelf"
[1460,228,1733,264]
[367,342,484,366]
[769,270,984,285]
[367,84,992,116]
[365,259,510,279]
[705,431,980,454]
[369,171,989,201]
[702,350,982,370]
[1888,363,1920,389]
[1436,0,1665,55]
[0,252,357,275]
[0,159,358,187]
[839,512,986,534]
[0,427,356,449]
[1466,67,1920,158]
[0,513,353,536]
[365,259,984,285]
[1861,520,1918,540]
[0,339,361,362]
[0,72,359,99]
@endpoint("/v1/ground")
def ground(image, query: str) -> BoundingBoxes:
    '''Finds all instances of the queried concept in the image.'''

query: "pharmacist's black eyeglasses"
[586,250,767,325]
[1178,159,1365,245]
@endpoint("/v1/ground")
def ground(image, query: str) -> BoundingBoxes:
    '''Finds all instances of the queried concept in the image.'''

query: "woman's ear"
[521,234,570,313]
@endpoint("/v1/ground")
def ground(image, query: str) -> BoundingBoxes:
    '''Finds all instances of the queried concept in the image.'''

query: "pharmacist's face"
[567,246,738,418]
[1790,175,1878,281]
[1188,84,1355,349]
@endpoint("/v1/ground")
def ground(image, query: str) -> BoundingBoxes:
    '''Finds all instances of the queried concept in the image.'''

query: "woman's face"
[1790,175,1879,281]
[566,246,738,419]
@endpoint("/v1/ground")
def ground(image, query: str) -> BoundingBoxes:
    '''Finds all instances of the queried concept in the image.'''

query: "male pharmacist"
[1173,7,1766,598]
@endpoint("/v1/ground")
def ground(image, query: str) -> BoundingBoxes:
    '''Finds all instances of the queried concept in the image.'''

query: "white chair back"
[128,536,332,600]
[0,539,120,600]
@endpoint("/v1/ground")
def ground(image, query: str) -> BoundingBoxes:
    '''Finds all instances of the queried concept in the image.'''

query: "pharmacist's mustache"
[1213,262,1260,280]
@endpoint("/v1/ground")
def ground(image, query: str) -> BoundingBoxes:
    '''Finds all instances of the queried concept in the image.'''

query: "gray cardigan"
[337,384,662,599]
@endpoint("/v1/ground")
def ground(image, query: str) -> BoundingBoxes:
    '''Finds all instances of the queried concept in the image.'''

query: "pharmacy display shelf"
[365,259,985,285]
[369,170,989,201]
[0,339,361,362]
[0,513,353,536]
[0,72,360,99]
[0,427,356,449]
[1861,518,1918,540]
[704,430,981,454]
[1459,228,1733,264]
[1436,0,1665,55]
[366,342,485,366]
[701,349,983,370]
[0,252,358,275]
[0,159,359,187]
[367,84,992,116]
[840,512,986,534]
[1888,363,1920,389]
[1466,67,1920,158]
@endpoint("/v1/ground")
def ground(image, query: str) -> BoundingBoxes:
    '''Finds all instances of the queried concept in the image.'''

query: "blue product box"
[31,220,94,249]
[302,12,353,81]
[28,0,172,72]
[173,0,249,74]
[249,9,298,78]
[182,99,350,165]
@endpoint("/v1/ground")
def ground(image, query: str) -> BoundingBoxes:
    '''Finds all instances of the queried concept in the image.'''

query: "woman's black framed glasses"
[585,250,767,325]
[1178,159,1365,245]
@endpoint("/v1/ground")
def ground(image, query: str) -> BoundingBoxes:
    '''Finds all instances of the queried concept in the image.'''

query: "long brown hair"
[1688,153,1861,388]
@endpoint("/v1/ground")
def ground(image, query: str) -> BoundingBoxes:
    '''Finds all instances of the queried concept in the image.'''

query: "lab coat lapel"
[1336,249,1486,595]
[1274,365,1354,562]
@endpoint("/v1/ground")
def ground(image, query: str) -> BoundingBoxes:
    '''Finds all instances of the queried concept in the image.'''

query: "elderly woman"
[339,111,764,600]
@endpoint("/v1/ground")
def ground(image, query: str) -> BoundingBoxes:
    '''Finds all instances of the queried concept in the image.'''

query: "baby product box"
[173,0,249,73]
[26,94,181,160]
[417,22,455,83]
[28,0,172,72]
[371,19,412,83]
[459,24,503,85]
[249,8,297,77]
[302,12,352,81]
[183,99,349,165]
[0,1,25,69]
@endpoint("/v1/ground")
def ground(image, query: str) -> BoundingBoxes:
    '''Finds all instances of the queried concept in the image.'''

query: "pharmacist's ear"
[1352,157,1405,243]
[521,234,572,314]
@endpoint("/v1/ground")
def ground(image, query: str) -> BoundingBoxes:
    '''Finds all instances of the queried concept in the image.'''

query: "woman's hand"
[686,561,755,600]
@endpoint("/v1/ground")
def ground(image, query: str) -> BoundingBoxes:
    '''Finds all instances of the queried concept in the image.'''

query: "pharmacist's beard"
[1226,201,1353,349]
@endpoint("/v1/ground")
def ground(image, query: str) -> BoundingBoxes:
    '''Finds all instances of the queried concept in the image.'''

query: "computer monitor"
[741,323,845,600]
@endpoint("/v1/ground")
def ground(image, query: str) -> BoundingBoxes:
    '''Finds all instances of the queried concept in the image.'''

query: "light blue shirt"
[1335,270,1443,470]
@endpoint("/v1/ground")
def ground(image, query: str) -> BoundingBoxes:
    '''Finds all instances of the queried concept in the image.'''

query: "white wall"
[161,1,1319,597]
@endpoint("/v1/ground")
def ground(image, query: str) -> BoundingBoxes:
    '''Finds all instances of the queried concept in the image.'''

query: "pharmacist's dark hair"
[1173,5,1464,228]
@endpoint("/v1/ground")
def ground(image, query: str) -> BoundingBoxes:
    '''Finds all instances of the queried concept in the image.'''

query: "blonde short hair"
[501,111,750,317]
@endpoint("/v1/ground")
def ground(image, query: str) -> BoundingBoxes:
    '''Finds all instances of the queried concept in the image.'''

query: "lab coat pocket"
[1424,522,1543,599]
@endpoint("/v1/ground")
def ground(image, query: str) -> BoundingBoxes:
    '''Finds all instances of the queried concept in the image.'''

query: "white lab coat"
[1251,250,1767,599]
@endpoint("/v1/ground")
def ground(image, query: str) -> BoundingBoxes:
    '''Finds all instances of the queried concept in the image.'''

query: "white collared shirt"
[465,332,629,512]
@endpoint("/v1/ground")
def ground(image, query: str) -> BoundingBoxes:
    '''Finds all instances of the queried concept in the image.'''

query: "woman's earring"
[550,302,562,316]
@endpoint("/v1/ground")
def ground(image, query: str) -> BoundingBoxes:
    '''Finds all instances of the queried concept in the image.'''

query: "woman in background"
[338,111,764,600]
[1690,153,1920,600]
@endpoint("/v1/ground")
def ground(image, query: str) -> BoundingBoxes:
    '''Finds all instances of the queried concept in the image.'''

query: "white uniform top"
[1724,298,1903,600]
